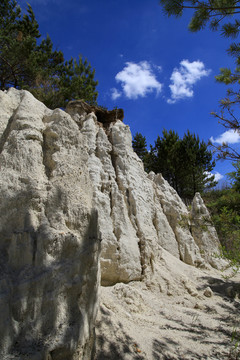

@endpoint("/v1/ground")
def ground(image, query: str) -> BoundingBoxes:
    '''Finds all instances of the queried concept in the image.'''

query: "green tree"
[179,130,216,198]
[149,129,182,191]
[132,132,148,162]
[147,129,216,199]
[203,187,240,265]
[0,0,41,89]
[0,0,98,108]
[30,55,98,109]
[159,0,240,161]
[228,161,240,192]
[160,0,240,34]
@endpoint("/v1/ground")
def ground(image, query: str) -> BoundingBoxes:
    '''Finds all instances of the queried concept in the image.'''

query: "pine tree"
[179,130,216,198]
[145,129,216,199]
[0,0,41,89]
[150,129,182,192]
[160,0,240,35]
[0,0,98,108]
[132,132,148,162]
[228,161,240,192]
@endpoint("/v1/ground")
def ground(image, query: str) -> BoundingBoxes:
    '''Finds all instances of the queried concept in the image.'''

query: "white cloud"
[115,61,162,99]
[205,171,224,182]
[167,59,211,104]
[111,88,122,100]
[210,129,240,144]
[213,171,224,182]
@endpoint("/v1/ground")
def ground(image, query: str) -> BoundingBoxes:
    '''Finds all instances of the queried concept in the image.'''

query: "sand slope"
[95,250,240,360]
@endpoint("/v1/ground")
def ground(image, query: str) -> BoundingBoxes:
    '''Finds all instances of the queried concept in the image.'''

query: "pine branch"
[0,54,18,88]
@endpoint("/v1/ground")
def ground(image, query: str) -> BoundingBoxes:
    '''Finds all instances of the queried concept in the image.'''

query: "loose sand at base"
[95,250,240,360]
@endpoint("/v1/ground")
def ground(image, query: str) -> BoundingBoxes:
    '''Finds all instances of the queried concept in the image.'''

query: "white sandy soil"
[94,250,240,360]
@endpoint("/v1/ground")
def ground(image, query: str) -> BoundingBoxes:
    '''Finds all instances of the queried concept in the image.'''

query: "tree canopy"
[132,132,148,162]
[132,129,216,199]
[0,0,98,108]
[160,0,240,35]
[228,160,240,191]
[203,185,240,266]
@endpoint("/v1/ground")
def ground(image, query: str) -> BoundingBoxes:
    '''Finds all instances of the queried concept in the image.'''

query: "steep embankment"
[66,99,221,285]
[95,251,240,360]
[0,89,239,360]
[0,89,100,360]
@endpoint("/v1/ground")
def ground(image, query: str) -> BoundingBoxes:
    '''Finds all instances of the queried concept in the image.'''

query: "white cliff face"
[80,116,143,285]
[66,101,221,286]
[190,192,221,268]
[151,173,205,266]
[0,88,100,360]
[0,90,222,359]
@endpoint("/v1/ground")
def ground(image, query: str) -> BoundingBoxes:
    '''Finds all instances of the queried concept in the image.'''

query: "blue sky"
[18,0,240,184]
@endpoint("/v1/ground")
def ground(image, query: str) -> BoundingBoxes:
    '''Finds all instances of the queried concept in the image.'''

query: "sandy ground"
[94,250,240,360]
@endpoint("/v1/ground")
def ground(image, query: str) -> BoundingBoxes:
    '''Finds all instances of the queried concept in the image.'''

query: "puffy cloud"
[167,60,211,104]
[205,171,224,183]
[210,129,240,144]
[115,61,162,99]
[213,171,224,182]
[111,88,122,100]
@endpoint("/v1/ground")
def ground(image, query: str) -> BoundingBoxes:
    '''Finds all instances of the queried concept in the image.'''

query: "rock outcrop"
[0,89,222,359]
[190,192,220,267]
[66,100,124,126]
[0,89,100,360]
[66,101,221,286]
